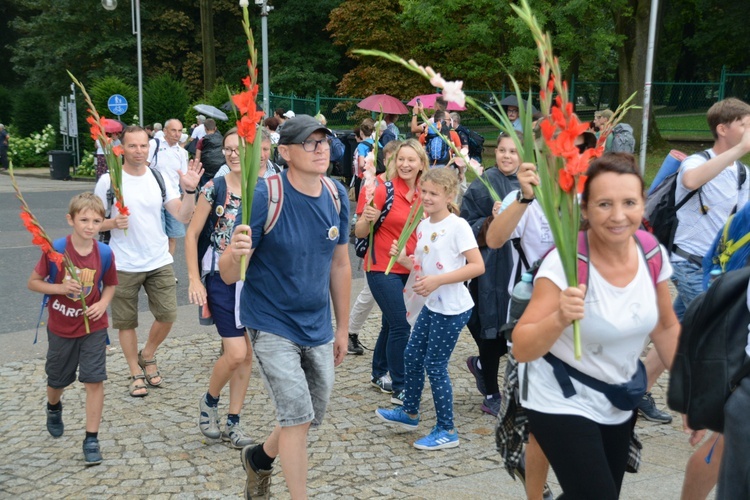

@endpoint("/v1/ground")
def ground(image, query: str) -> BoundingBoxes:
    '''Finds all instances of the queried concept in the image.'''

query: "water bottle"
[199,303,214,326]
[509,272,534,324]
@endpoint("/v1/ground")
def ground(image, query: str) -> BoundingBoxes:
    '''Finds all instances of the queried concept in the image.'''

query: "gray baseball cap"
[278,115,332,145]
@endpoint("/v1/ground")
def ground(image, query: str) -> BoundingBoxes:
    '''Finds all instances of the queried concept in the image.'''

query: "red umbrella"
[102,118,123,134]
[407,93,466,111]
[357,94,409,115]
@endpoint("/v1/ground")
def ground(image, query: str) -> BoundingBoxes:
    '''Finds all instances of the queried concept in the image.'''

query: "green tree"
[13,88,53,137]
[143,75,191,125]
[0,86,14,125]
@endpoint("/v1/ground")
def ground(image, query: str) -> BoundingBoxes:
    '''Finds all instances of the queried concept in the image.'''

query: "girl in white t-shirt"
[512,154,682,499]
[376,168,485,450]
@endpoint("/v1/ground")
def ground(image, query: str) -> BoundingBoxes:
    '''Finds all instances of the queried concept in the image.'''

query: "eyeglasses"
[299,138,331,153]
[222,148,240,156]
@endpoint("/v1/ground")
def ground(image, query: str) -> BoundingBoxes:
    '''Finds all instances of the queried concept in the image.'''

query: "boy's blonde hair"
[382,140,402,180]
[421,167,460,213]
[68,192,105,219]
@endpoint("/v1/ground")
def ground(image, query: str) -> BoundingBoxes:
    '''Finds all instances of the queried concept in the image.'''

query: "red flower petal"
[559,168,574,193]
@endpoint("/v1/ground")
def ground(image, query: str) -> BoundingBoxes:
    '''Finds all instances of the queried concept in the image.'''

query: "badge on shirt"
[215,205,225,217]
[327,226,339,241]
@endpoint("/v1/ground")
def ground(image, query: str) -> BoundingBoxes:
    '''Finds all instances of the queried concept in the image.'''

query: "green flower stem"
[385,203,423,275]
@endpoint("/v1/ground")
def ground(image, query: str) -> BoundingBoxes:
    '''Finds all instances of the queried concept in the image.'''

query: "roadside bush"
[144,75,191,126]
[8,124,57,168]
[76,151,96,177]
[13,88,53,137]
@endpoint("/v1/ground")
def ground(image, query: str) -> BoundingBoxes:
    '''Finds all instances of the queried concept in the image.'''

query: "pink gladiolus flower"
[442,80,465,107]
[470,160,483,176]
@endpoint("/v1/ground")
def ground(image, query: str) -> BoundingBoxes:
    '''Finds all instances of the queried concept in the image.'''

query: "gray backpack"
[611,123,635,153]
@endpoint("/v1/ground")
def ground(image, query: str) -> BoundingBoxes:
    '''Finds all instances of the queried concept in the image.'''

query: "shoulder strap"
[149,167,167,202]
[95,241,113,290]
[320,176,342,215]
[47,237,68,283]
[151,138,160,167]
[264,174,284,234]
[576,232,591,288]
[576,230,662,288]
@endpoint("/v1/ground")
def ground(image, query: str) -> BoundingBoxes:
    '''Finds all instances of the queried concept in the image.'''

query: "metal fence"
[261,68,750,141]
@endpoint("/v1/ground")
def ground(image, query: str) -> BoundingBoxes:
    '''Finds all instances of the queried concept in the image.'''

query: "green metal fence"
[260,68,750,141]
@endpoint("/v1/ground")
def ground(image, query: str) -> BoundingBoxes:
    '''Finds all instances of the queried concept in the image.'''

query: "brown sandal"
[138,350,163,387]
[129,374,149,397]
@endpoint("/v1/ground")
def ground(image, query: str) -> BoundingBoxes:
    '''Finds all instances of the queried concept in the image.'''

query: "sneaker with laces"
[390,390,405,406]
[481,395,502,416]
[46,405,64,438]
[241,444,273,500]
[375,407,419,430]
[413,426,459,450]
[348,333,365,355]
[222,421,254,449]
[466,356,487,396]
[637,391,672,423]
[82,436,103,466]
[371,374,393,393]
[199,394,221,439]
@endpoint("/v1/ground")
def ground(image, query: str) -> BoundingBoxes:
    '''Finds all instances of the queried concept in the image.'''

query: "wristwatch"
[516,190,534,204]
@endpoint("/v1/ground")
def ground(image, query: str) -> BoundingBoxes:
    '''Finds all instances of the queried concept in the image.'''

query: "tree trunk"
[614,0,664,148]
[200,0,216,93]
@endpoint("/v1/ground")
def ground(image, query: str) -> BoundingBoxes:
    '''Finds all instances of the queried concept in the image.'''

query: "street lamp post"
[256,0,273,116]
[102,0,144,126]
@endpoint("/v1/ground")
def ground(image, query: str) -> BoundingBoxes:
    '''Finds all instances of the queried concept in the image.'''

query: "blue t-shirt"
[239,170,349,346]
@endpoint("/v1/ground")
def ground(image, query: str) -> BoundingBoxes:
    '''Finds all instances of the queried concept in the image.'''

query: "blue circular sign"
[107,94,128,116]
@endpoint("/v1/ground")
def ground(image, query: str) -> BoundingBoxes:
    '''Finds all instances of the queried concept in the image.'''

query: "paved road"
[0,170,698,498]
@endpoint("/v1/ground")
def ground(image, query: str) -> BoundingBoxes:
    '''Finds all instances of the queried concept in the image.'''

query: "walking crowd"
[24,96,750,499]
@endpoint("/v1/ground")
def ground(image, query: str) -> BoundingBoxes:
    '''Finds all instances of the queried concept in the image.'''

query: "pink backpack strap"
[634,229,663,287]
[576,231,590,287]
[264,174,284,234]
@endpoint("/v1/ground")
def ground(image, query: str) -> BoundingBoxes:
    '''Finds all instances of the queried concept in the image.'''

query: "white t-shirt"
[413,213,477,315]
[673,149,749,261]
[499,190,555,300]
[94,169,180,272]
[148,139,188,192]
[191,124,206,141]
[520,244,673,424]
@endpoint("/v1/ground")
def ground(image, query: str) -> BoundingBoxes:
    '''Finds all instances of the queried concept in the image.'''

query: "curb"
[1,168,95,183]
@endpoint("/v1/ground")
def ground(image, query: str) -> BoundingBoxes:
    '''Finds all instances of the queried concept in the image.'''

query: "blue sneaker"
[413,426,459,450]
[375,407,419,430]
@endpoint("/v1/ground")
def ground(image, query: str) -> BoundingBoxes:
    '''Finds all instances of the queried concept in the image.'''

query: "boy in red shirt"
[27,192,118,466]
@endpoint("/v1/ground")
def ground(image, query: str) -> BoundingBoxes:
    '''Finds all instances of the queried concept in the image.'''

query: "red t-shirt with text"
[35,236,118,338]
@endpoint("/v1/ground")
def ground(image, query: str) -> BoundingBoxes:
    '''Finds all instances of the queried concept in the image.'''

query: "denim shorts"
[161,206,186,238]
[670,259,704,321]
[249,329,334,427]
[46,328,107,388]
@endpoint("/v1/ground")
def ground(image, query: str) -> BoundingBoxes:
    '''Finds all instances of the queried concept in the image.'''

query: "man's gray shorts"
[249,329,334,427]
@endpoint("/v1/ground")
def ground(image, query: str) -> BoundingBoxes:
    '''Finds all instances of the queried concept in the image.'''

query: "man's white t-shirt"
[673,149,749,261]
[147,139,188,192]
[499,190,555,302]
[520,245,672,425]
[413,213,477,315]
[191,124,206,141]
[94,169,180,272]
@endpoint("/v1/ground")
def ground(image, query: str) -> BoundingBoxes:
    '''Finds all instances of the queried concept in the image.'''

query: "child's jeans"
[403,307,472,430]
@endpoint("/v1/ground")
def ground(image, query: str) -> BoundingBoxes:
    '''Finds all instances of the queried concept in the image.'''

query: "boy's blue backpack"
[425,126,451,166]
[702,202,750,289]
[35,238,113,343]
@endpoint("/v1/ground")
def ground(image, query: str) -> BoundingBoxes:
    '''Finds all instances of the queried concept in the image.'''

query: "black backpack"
[196,175,228,274]
[100,167,166,244]
[353,181,394,261]
[643,151,746,264]
[456,125,485,161]
[667,266,750,432]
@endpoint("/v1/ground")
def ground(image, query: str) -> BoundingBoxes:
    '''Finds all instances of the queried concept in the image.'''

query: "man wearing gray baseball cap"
[220,114,351,499]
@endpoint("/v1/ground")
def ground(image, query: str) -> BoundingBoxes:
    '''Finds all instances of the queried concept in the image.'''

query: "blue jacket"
[460,167,519,339]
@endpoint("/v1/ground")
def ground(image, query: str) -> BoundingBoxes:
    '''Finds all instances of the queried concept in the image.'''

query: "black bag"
[353,181,394,261]
[643,151,745,264]
[100,167,166,244]
[667,266,750,432]
[196,176,228,273]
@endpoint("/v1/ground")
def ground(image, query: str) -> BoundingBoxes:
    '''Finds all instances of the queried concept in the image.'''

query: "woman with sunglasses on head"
[184,127,257,450]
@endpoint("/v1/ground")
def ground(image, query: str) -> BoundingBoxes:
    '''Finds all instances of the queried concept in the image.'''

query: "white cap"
[283,110,296,119]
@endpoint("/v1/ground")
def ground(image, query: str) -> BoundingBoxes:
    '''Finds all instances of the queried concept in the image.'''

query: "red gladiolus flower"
[232,87,259,116]
[559,168,574,193]
[242,76,252,89]
[237,115,258,143]
[115,200,130,216]
[112,145,124,156]
[48,251,64,272]
[576,175,588,195]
